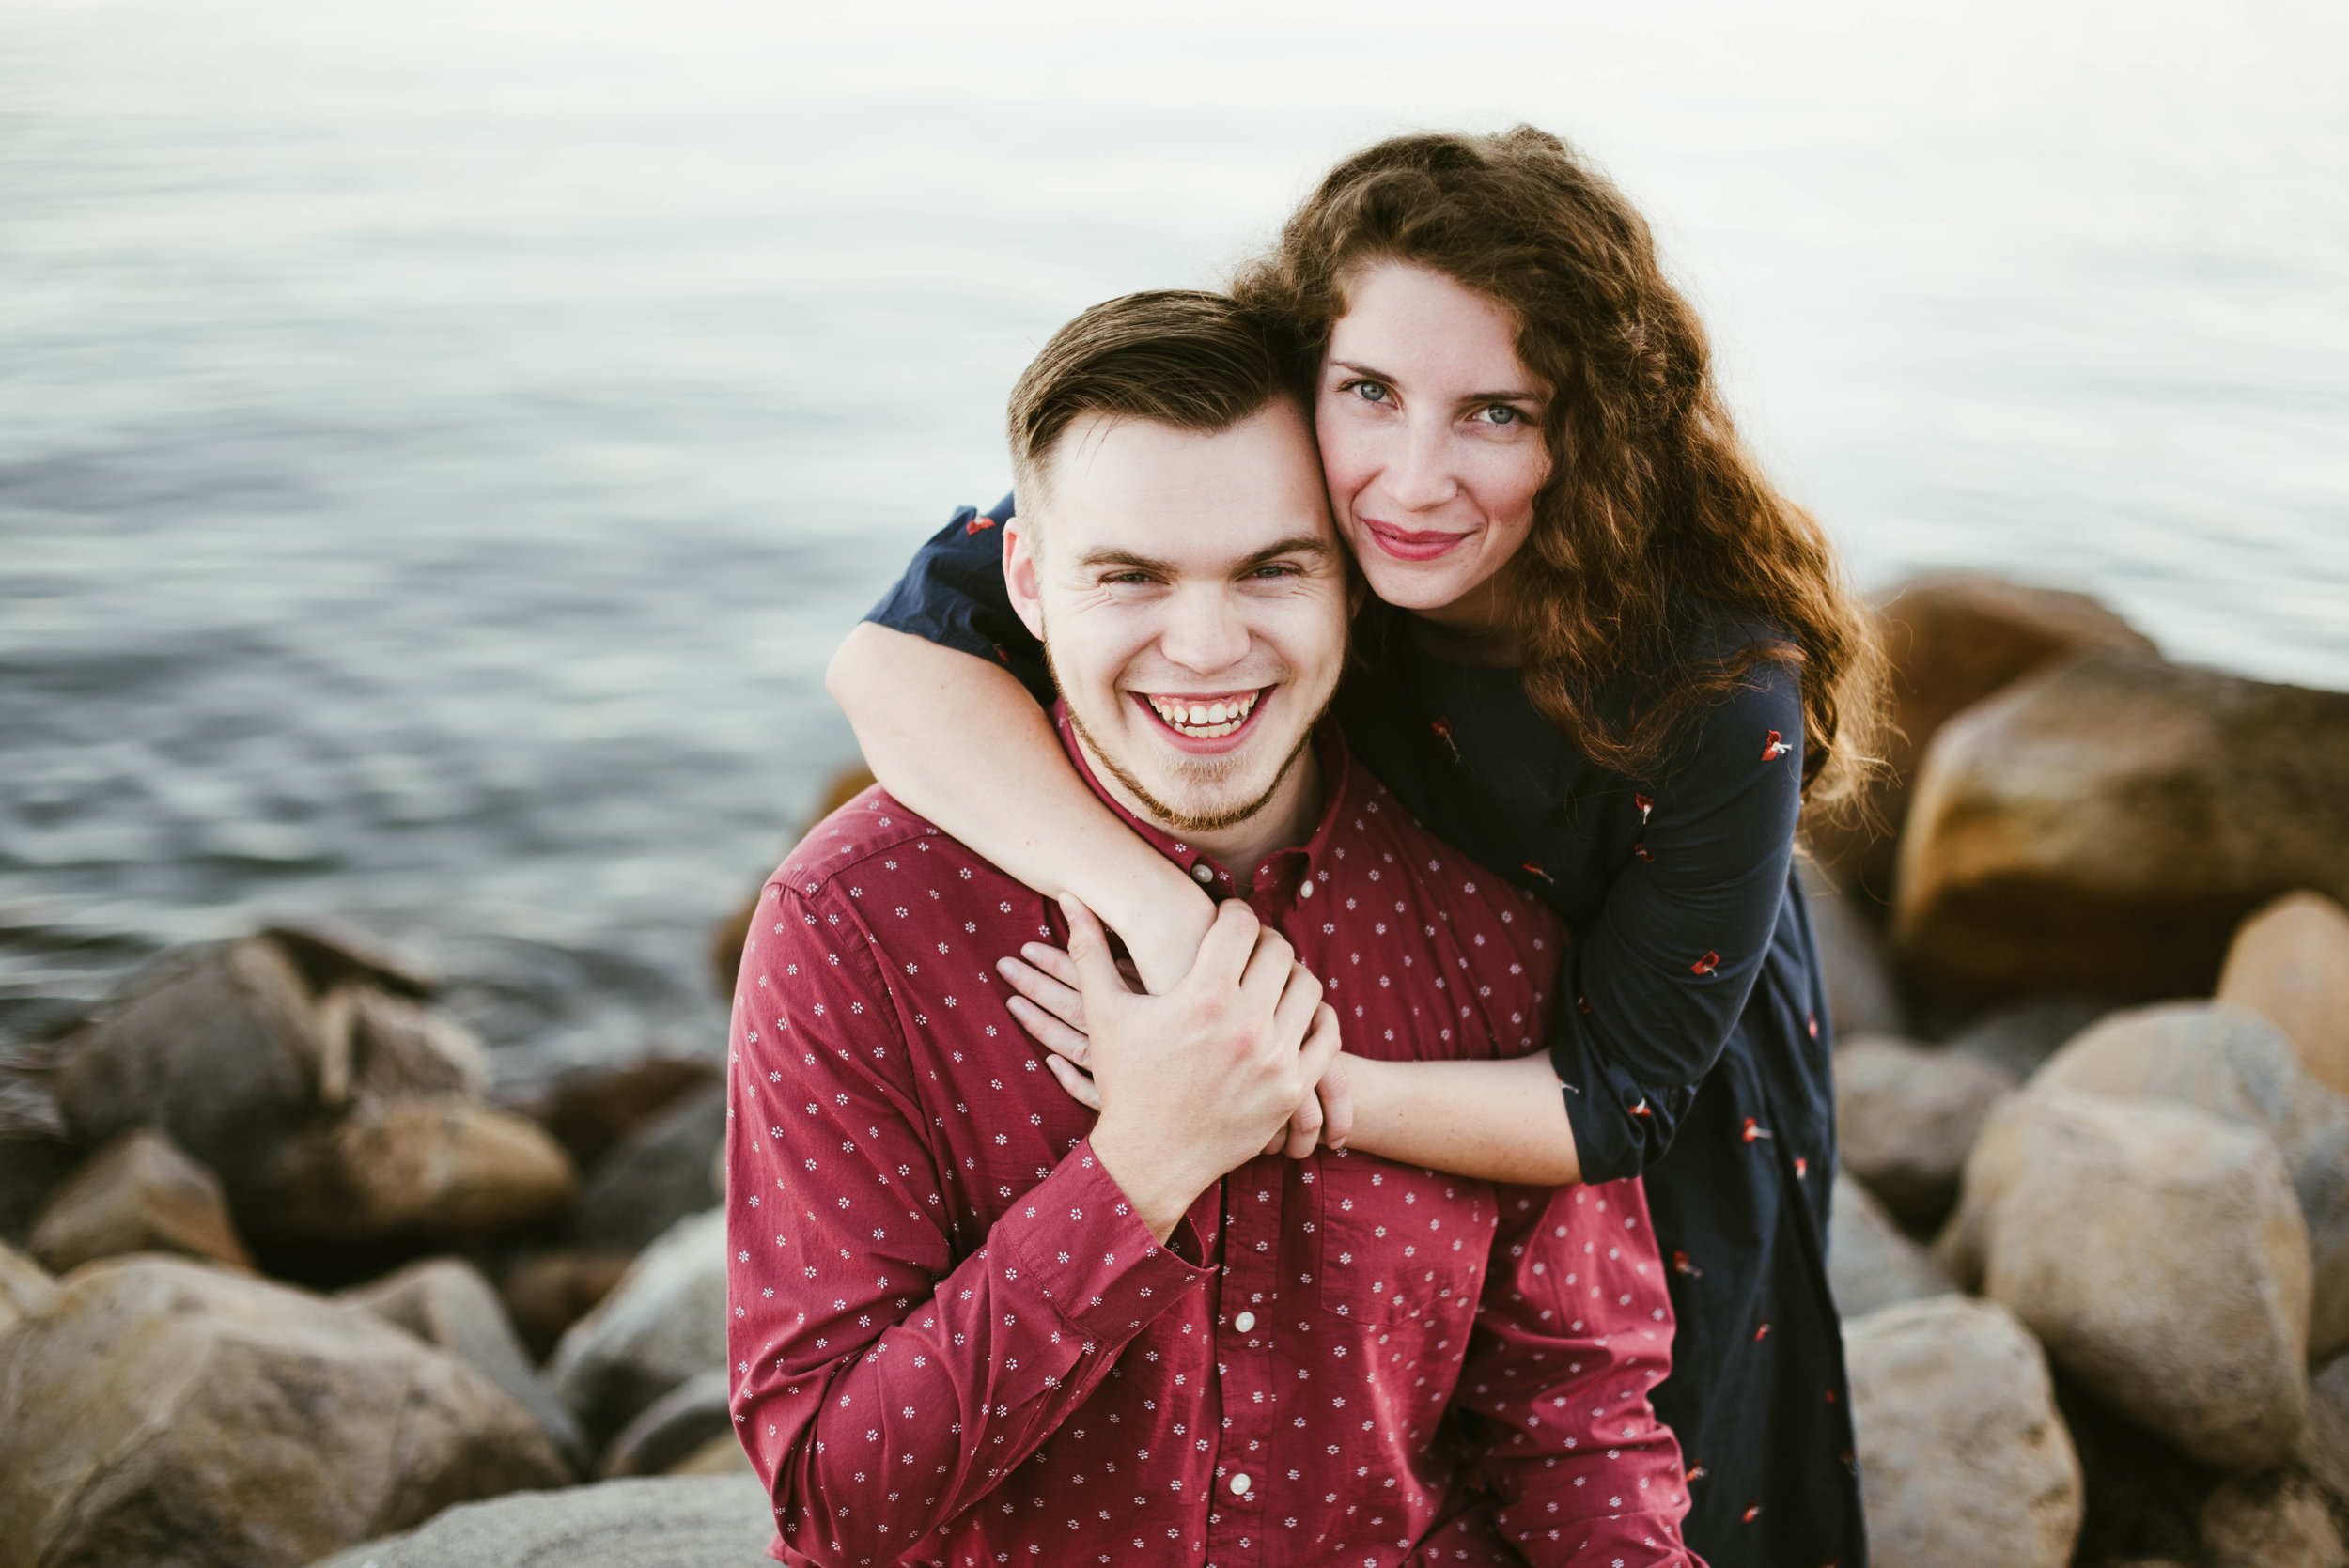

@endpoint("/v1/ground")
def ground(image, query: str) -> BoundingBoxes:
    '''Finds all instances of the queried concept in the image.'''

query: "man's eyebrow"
[1075,547,1175,572]
[1237,535,1335,570]
[1330,358,1543,405]
[1076,536,1331,574]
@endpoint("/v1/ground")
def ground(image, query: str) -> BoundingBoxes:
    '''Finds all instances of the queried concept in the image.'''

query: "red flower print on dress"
[964,513,998,535]
[1690,950,1721,975]
[1634,842,1655,862]
[1761,729,1792,762]
[1430,715,1461,762]
[1521,860,1554,883]
[1672,1250,1703,1278]
[1634,792,1655,823]
[1741,1117,1773,1142]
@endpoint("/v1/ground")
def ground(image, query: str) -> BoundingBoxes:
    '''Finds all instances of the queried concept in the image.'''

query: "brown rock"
[0,1239,54,1338]
[26,1127,252,1275]
[54,938,327,1195]
[2199,1469,2347,1568]
[0,1255,566,1568]
[342,1257,584,1471]
[1828,1171,1953,1320]
[2030,1001,2349,1360]
[1835,1033,2015,1229]
[1844,1293,2082,1567]
[1804,572,2155,911]
[259,924,434,1000]
[501,1249,634,1363]
[1894,651,2349,1000]
[1943,1090,2310,1469]
[532,1057,721,1172]
[0,1136,76,1246]
[316,985,491,1106]
[1800,861,1906,1037]
[253,1095,575,1246]
[2220,892,2349,1098]
[2305,1351,2349,1511]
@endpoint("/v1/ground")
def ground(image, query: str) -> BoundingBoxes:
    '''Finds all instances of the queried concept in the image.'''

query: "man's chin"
[1074,714,1312,838]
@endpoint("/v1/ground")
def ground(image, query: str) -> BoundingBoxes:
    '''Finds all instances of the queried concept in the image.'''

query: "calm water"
[5,0,2346,1086]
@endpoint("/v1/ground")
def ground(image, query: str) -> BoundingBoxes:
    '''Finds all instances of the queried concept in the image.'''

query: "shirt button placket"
[1206,1160,1276,1565]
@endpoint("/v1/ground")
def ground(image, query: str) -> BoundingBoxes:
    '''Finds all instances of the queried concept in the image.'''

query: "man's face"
[1004,400,1348,834]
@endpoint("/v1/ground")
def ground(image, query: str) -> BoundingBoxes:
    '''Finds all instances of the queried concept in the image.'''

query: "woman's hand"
[999,941,1354,1157]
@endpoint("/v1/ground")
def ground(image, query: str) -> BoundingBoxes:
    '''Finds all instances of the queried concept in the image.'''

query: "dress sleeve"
[863,491,1055,708]
[1551,660,1805,1184]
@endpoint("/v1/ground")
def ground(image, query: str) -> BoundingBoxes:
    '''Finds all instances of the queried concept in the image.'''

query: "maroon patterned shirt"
[725,717,1695,1566]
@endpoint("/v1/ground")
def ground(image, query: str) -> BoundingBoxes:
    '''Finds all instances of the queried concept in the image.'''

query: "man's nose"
[1382,415,1458,512]
[1157,585,1252,675]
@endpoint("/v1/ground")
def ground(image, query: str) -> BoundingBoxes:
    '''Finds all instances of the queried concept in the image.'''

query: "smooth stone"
[342,1257,584,1473]
[1893,651,2349,999]
[309,1475,772,1568]
[0,1255,567,1568]
[1803,571,2155,911]
[1835,1034,2015,1230]
[2031,1000,2349,1360]
[2220,892,2349,1099]
[599,1367,733,1479]
[668,1433,753,1477]
[572,1082,724,1254]
[2300,1352,2349,1513]
[550,1206,726,1450]
[259,924,436,1001]
[531,1057,721,1172]
[312,986,492,1109]
[1943,1089,2310,1469]
[54,938,326,1196]
[2056,1369,2222,1567]
[1844,1293,2083,1567]
[1800,861,1906,1038]
[2199,1469,2348,1568]
[252,1095,576,1245]
[500,1248,634,1363]
[1938,995,2115,1082]
[28,1126,252,1275]
[1828,1171,1953,1320]
[0,1238,55,1338]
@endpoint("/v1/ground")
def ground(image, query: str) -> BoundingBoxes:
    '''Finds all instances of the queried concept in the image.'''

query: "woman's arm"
[1340,1051,1580,1187]
[826,622,1216,993]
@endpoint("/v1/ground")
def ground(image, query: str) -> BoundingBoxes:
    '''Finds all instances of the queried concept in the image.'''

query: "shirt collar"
[1050,700,1352,906]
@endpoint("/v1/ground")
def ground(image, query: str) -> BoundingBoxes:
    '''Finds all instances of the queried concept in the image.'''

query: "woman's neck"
[1405,577,1519,667]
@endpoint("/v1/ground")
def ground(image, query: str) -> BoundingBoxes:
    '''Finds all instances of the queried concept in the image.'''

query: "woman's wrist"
[1090,861,1218,995]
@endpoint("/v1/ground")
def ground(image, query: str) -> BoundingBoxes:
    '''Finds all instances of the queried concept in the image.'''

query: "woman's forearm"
[825,622,1215,992]
[1340,1051,1582,1187]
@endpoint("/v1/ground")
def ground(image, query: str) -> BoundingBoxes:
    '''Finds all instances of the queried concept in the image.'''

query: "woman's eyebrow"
[1330,359,1541,404]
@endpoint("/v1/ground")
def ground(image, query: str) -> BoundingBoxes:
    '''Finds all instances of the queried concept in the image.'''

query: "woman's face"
[1315,261,1550,642]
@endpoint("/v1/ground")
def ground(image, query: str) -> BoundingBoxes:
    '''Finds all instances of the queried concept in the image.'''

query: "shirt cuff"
[989,1140,1208,1340]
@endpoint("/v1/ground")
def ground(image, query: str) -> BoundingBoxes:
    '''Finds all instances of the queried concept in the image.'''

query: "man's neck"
[1086,739,1324,897]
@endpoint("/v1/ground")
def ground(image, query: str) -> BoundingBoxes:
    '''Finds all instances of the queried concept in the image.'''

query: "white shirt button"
[1233,1311,1256,1332]
[1229,1473,1252,1496]
[1191,862,1215,884]
[1298,880,1314,899]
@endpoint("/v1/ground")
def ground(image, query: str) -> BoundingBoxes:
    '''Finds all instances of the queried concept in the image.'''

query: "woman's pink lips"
[1361,518,1472,562]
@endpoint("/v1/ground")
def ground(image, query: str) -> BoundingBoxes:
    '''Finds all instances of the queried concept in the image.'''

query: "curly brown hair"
[1233,126,1885,807]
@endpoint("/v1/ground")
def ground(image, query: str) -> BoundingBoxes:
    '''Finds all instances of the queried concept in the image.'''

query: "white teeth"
[1189,704,1209,725]
[1146,691,1260,738]
[1208,703,1228,724]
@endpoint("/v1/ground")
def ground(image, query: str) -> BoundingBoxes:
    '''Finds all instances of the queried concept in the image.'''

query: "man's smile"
[1130,686,1269,751]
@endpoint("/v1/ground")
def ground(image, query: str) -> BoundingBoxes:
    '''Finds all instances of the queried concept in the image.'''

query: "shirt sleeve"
[726,877,1207,1565]
[863,492,1055,708]
[1551,658,1804,1183]
[1454,1178,1696,1566]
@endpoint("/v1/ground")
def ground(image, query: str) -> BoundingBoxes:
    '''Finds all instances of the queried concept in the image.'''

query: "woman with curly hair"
[827,126,1886,1566]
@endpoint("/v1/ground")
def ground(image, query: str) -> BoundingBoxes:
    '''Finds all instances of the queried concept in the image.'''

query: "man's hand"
[1061,893,1339,1241]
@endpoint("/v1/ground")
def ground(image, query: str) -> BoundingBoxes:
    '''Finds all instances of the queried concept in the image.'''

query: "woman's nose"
[1381,416,1457,511]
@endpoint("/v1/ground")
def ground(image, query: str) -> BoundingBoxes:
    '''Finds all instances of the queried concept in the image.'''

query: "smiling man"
[725,291,1694,1566]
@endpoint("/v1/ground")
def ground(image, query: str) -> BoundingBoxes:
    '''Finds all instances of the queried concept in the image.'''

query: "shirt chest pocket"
[1312,1152,1494,1326]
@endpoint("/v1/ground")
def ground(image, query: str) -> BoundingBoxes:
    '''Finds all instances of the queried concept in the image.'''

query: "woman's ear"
[1003,515,1047,642]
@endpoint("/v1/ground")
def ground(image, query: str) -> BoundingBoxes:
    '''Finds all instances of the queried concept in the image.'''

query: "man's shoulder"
[769,785,1013,912]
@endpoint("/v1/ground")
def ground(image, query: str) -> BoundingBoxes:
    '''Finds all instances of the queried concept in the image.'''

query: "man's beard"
[1047,643,1323,836]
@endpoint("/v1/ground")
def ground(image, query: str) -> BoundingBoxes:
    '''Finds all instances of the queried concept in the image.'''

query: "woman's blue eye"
[1346,380,1391,404]
[1484,404,1520,426]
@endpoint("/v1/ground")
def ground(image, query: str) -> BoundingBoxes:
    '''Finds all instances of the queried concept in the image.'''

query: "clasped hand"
[1018,895,1348,1241]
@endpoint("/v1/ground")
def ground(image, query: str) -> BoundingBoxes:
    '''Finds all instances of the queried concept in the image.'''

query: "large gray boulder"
[1894,651,2349,999]
[1835,1035,2015,1229]
[310,1476,772,1568]
[2220,891,2349,1100]
[2031,1001,2349,1359]
[54,939,326,1195]
[571,1083,724,1254]
[249,1095,576,1247]
[0,1255,567,1568]
[1828,1172,1952,1321]
[1844,1294,2082,1567]
[342,1257,584,1472]
[1943,1090,2310,1469]
[599,1368,734,1479]
[27,1127,252,1275]
[549,1206,727,1450]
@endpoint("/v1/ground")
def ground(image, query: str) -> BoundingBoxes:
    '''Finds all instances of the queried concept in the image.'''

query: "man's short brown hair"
[1007,290,1299,504]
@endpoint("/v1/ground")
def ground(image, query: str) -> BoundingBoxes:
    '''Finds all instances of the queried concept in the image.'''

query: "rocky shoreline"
[2,569,2345,1568]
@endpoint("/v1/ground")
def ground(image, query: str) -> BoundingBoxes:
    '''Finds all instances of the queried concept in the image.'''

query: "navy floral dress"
[866,495,1865,1568]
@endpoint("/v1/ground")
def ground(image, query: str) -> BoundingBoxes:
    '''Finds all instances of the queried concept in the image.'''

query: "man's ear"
[1003,515,1047,642]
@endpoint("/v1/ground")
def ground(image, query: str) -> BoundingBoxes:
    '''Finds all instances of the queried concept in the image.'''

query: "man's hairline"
[1012,390,1315,530]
